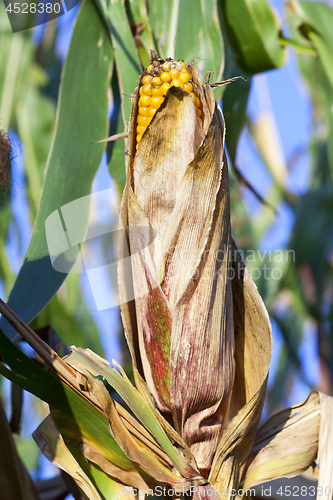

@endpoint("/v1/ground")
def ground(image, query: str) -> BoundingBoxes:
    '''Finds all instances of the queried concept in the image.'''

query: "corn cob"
[136,56,202,149]
[120,50,237,478]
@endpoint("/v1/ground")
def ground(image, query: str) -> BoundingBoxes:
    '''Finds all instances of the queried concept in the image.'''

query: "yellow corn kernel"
[161,72,171,83]
[190,93,200,108]
[151,87,164,97]
[170,68,180,79]
[148,107,158,117]
[162,62,171,72]
[137,125,146,135]
[161,82,171,95]
[142,84,152,96]
[171,79,184,89]
[183,82,193,93]
[138,106,150,116]
[151,77,162,87]
[137,115,151,126]
[150,96,164,108]
[136,57,202,150]
[139,95,151,107]
[179,71,191,84]
[142,75,152,85]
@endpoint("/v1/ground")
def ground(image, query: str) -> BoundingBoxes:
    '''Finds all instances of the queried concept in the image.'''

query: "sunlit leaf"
[220,0,285,73]
[0,327,136,474]
[147,0,224,80]
[33,415,103,500]
[291,1,333,87]
[65,347,201,481]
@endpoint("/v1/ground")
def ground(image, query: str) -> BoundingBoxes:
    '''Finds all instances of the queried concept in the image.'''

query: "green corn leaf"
[50,409,152,491]
[289,185,333,303]
[66,347,201,480]
[329,107,333,176]
[96,0,142,122]
[222,61,251,164]
[16,86,55,218]
[95,0,142,196]
[147,0,224,80]
[126,0,154,68]
[291,1,333,87]
[68,442,135,500]
[106,69,128,196]
[0,0,113,340]
[287,7,333,129]
[33,415,103,500]
[220,0,285,74]
[0,327,136,473]
[290,0,333,185]
[0,6,32,129]
[85,380,190,486]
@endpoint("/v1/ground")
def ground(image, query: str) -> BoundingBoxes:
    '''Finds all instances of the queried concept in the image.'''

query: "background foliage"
[0,0,332,498]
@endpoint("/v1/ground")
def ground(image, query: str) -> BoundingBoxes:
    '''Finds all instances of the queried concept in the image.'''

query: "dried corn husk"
[118,58,236,474]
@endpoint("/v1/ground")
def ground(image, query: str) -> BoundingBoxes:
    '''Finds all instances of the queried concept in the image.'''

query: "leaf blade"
[221,0,285,73]
[1,0,113,340]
